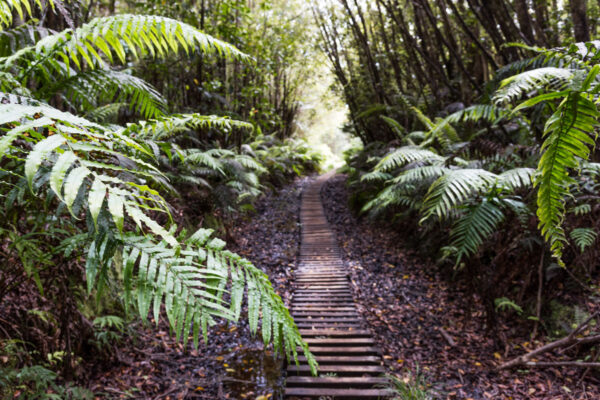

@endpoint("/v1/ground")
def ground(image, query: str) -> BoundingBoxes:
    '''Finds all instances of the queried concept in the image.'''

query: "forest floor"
[321,175,600,400]
[88,175,599,399]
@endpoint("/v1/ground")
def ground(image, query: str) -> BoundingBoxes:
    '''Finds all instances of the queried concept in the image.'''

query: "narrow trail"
[285,175,391,399]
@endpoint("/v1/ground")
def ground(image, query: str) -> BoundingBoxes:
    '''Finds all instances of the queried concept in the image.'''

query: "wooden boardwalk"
[285,176,391,399]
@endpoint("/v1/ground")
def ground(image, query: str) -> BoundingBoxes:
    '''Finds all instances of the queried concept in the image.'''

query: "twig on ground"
[439,327,456,347]
[499,312,600,370]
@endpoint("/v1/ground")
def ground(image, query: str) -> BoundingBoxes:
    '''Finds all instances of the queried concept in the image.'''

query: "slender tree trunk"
[570,0,590,42]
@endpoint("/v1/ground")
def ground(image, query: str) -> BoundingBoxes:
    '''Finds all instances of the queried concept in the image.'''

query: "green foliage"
[382,370,433,400]
[0,365,94,400]
[420,169,498,221]
[0,4,319,378]
[0,0,49,29]
[497,59,600,263]
[570,228,597,253]
[494,297,523,314]
[450,198,505,265]
[375,147,443,172]
[1,14,248,119]
[0,100,316,373]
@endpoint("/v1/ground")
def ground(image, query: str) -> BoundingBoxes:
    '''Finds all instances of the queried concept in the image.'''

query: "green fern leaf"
[24,134,66,190]
[536,93,599,262]
[494,67,574,104]
[420,169,498,221]
[450,198,505,264]
[570,227,597,253]
[375,146,443,172]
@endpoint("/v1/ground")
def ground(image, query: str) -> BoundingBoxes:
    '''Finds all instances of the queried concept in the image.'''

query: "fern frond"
[450,198,505,264]
[404,130,425,145]
[0,23,53,56]
[429,105,515,141]
[389,164,449,185]
[116,229,316,371]
[46,68,167,118]
[5,14,248,80]
[0,102,316,374]
[361,184,420,215]
[230,154,266,173]
[494,297,523,314]
[569,227,597,253]
[409,106,435,130]
[494,67,574,104]
[0,103,175,245]
[0,71,31,96]
[420,169,498,221]
[375,146,443,172]
[185,150,223,173]
[510,41,600,65]
[581,161,600,176]
[536,92,598,262]
[128,114,253,139]
[498,167,535,191]
[380,115,405,138]
[356,103,390,120]
[85,102,127,123]
[360,170,392,183]
[571,203,591,215]
[0,0,49,30]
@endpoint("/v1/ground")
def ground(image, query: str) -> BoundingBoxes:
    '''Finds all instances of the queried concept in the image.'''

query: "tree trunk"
[570,0,590,42]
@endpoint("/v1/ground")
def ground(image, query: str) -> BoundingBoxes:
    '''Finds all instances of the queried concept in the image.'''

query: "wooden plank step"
[297,301,354,307]
[295,318,361,322]
[298,346,380,355]
[296,355,381,364]
[295,279,348,283]
[287,364,385,374]
[293,297,354,302]
[304,338,375,345]
[298,329,371,336]
[296,324,363,329]
[292,312,358,317]
[293,309,357,313]
[285,388,392,399]
[293,289,352,294]
[286,376,388,387]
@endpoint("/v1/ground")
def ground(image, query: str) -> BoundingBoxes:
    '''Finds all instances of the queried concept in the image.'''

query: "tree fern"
[497,58,600,263]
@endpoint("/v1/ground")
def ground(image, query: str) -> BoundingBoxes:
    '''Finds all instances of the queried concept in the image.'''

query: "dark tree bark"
[514,0,536,45]
[569,0,590,42]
